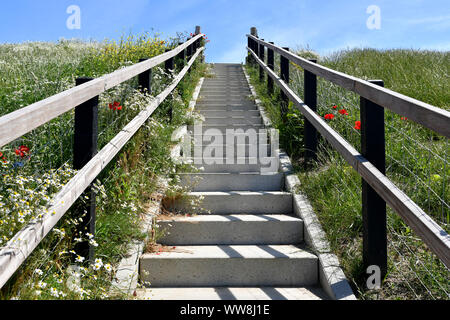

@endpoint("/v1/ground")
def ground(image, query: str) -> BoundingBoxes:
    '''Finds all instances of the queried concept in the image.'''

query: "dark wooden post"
[304,59,318,166]
[73,77,98,263]
[138,58,152,94]
[254,36,259,68]
[247,37,252,65]
[360,79,387,281]
[267,42,274,94]
[250,27,258,66]
[176,42,185,71]
[259,40,265,82]
[165,48,174,72]
[165,49,174,121]
[280,47,290,121]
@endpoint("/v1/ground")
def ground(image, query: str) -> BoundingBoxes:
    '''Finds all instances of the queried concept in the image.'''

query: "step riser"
[199,110,261,117]
[158,220,303,245]
[187,125,265,134]
[195,106,258,111]
[194,163,262,173]
[180,173,284,191]
[202,118,263,125]
[200,90,251,94]
[189,145,272,157]
[168,193,292,215]
[140,257,318,287]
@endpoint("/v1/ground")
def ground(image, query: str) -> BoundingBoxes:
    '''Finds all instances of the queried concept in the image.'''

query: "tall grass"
[246,47,449,300]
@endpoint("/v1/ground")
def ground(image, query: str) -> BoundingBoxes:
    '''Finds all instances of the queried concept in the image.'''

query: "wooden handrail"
[247,34,450,139]
[0,33,204,149]
[0,46,204,289]
[247,46,450,269]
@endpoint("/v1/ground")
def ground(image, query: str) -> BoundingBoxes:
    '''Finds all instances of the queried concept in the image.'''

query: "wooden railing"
[0,27,205,288]
[246,28,450,275]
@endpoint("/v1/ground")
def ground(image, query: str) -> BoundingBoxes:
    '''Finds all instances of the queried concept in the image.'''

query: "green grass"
[245,47,449,300]
[0,31,206,300]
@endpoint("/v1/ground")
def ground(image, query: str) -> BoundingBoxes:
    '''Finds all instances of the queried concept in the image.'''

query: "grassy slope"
[0,35,206,299]
[246,48,449,300]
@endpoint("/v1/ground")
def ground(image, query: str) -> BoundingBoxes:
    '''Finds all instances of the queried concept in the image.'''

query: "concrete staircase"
[137,64,328,300]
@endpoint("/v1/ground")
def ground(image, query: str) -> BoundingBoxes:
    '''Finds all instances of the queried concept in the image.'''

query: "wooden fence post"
[176,42,186,72]
[250,27,258,66]
[280,47,290,122]
[267,42,274,94]
[259,40,265,82]
[247,37,252,65]
[361,79,387,281]
[304,59,318,166]
[138,58,152,94]
[186,38,193,73]
[73,77,99,263]
[165,49,175,121]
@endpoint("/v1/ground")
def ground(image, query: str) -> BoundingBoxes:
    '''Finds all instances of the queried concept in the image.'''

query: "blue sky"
[0,0,449,62]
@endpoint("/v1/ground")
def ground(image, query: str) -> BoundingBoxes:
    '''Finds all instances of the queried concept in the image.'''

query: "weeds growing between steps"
[245,47,449,300]
[0,32,208,300]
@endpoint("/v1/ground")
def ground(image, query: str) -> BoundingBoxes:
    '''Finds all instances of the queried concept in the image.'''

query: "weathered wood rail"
[246,28,450,273]
[0,27,205,288]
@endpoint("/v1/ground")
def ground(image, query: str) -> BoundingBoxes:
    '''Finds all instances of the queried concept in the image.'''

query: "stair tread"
[141,244,316,259]
[135,286,328,300]
[157,214,302,222]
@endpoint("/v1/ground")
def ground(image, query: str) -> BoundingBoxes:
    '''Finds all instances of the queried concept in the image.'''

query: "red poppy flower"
[15,145,29,158]
[332,105,338,109]
[354,121,361,130]
[117,106,123,111]
[338,109,349,115]
[324,114,334,120]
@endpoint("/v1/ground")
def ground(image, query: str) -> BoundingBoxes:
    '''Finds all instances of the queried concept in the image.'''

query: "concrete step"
[157,214,303,245]
[193,162,263,173]
[199,110,261,117]
[195,105,258,111]
[202,116,263,125]
[190,144,272,157]
[187,124,265,134]
[180,172,284,191]
[136,286,328,300]
[202,83,248,88]
[140,244,318,287]
[200,88,251,94]
[167,191,292,215]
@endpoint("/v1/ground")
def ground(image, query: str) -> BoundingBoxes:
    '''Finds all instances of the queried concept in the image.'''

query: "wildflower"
[35,268,43,276]
[50,287,59,298]
[37,281,47,289]
[332,105,337,109]
[104,264,112,272]
[109,101,121,111]
[95,258,103,266]
[35,290,42,296]
[75,255,85,263]
[15,145,30,158]
[354,121,361,130]
[92,263,102,271]
[324,114,334,120]
[89,239,99,247]
[338,109,349,115]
